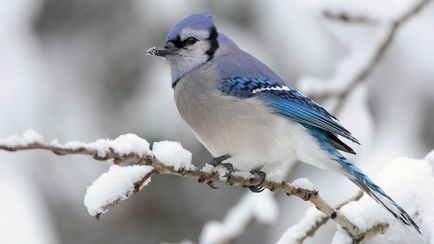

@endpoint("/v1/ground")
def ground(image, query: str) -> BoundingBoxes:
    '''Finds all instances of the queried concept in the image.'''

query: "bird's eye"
[185,37,198,45]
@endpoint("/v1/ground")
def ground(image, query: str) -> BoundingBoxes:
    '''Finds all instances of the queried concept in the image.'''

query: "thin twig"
[323,11,377,25]
[330,0,431,114]
[95,168,157,220]
[305,0,430,114]
[199,191,276,244]
[356,223,389,243]
[296,191,364,243]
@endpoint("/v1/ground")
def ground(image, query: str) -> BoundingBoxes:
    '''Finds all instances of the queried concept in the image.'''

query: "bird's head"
[146,12,219,84]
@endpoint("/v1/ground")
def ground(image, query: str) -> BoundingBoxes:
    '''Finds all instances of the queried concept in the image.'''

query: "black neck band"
[205,26,219,61]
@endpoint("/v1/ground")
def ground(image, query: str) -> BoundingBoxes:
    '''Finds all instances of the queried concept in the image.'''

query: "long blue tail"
[305,125,420,232]
[338,157,420,233]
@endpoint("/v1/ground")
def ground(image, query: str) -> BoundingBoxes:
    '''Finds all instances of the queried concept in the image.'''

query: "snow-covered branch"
[299,0,430,114]
[199,191,278,244]
[84,165,156,219]
[278,151,434,243]
[277,191,364,244]
[0,130,382,241]
[333,153,434,243]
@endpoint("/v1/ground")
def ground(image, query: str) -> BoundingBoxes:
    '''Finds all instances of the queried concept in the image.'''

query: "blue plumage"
[306,125,420,233]
[219,77,279,98]
[219,77,360,144]
[165,11,215,43]
[219,76,419,232]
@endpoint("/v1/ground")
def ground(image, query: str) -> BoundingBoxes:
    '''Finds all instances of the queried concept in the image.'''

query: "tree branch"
[330,0,431,115]
[0,137,382,241]
[294,191,364,243]
[301,0,431,115]
[322,11,377,25]
[199,191,277,244]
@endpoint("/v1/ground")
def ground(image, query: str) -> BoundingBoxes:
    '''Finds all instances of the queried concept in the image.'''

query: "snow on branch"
[334,152,434,243]
[199,191,278,244]
[279,148,434,244]
[299,0,430,114]
[277,150,434,243]
[84,165,156,219]
[0,130,153,162]
[0,130,386,241]
[277,206,327,244]
[277,191,363,244]
[197,178,313,243]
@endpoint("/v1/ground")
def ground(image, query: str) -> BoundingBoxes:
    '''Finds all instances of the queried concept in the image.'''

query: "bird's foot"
[209,154,232,167]
[209,154,233,181]
[198,177,219,189]
[203,154,233,189]
[248,168,266,193]
[220,163,234,181]
[206,181,219,189]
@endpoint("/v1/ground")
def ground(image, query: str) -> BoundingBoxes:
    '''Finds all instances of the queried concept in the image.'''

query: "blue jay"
[146,12,419,232]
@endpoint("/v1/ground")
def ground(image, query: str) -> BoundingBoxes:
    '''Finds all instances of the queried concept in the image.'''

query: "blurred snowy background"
[1,0,433,243]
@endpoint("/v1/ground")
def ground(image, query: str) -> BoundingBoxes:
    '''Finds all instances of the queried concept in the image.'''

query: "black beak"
[145,46,177,57]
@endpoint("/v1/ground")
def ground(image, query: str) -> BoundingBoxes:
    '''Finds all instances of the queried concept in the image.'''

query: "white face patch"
[252,85,292,94]
[166,40,210,82]
[180,28,209,41]
[165,27,218,82]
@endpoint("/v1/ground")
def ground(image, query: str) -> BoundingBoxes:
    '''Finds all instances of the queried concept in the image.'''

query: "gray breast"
[173,62,283,161]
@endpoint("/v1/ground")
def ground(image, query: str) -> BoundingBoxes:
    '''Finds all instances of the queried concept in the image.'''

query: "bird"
[146,11,420,232]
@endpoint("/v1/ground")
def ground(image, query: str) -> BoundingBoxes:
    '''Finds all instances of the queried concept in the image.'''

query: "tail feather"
[304,125,419,232]
[338,158,421,233]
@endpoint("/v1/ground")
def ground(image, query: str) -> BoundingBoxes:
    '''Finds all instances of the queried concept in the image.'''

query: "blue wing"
[219,77,360,145]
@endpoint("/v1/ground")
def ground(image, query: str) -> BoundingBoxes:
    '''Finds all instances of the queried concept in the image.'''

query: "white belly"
[198,111,298,171]
[190,108,334,181]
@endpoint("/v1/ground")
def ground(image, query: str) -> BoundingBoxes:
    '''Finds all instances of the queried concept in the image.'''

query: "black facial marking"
[169,36,198,49]
[205,26,219,61]
[171,35,184,48]
[167,26,219,61]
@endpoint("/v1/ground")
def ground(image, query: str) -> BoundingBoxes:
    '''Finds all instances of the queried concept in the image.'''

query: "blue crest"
[165,11,215,43]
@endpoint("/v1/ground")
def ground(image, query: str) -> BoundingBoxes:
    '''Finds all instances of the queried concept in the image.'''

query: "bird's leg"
[248,168,266,193]
[204,154,232,189]
[209,154,232,167]
[209,154,233,180]
[206,181,219,189]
